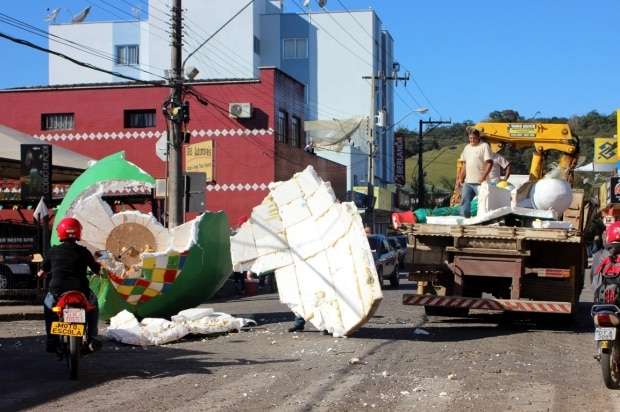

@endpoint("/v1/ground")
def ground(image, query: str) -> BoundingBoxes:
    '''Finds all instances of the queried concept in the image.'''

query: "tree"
[487,109,522,122]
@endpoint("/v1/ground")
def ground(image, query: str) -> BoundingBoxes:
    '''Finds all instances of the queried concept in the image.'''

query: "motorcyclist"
[37,217,102,354]
[593,221,620,305]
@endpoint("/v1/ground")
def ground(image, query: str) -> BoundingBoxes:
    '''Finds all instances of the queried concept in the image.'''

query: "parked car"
[367,234,399,289]
[387,235,407,268]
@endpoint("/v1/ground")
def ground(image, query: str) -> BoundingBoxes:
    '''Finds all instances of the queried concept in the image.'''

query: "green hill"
[405,143,465,192]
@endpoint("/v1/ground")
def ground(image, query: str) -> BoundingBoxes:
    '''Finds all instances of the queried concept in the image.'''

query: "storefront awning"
[0,124,93,182]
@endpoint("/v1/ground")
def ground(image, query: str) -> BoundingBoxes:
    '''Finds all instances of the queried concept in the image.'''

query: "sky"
[1,0,620,128]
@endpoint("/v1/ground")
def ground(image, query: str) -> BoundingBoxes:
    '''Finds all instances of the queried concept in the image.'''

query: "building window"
[283,38,308,59]
[124,109,156,128]
[291,116,301,147]
[277,110,288,143]
[115,45,139,65]
[254,36,260,55]
[41,113,74,130]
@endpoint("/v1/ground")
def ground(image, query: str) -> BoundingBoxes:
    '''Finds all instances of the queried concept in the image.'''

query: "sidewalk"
[0,304,44,321]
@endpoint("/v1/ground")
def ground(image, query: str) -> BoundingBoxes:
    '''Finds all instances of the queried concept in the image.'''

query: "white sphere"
[530,179,573,214]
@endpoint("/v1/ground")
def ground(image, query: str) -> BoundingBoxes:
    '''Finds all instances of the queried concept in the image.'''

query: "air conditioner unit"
[229,102,252,119]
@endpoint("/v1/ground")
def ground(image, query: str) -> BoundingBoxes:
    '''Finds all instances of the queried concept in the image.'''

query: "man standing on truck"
[457,128,493,217]
[487,147,511,184]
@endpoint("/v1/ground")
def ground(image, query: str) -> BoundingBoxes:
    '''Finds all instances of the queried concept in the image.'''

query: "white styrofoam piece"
[250,201,284,235]
[279,197,312,228]
[271,178,303,207]
[511,207,558,219]
[229,166,383,337]
[532,220,573,229]
[307,183,337,217]
[531,178,573,214]
[106,308,255,346]
[426,205,559,226]
[295,165,322,197]
[230,224,258,268]
[426,216,465,225]
[273,263,302,310]
[316,204,348,249]
[477,182,511,216]
[285,217,324,260]
[507,174,531,190]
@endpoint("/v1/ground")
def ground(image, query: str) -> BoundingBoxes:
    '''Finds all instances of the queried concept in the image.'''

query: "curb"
[0,312,45,321]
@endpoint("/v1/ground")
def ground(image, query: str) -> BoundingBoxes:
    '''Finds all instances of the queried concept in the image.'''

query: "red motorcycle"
[592,304,620,389]
[50,290,96,380]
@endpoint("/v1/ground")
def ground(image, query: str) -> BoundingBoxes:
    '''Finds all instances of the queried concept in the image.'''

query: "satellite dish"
[45,8,61,24]
[131,7,141,19]
[71,6,91,23]
[318,0,327,7]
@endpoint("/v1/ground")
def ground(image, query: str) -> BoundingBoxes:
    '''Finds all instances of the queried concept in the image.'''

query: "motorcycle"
[592,304,620,389]
[50,290,96,380]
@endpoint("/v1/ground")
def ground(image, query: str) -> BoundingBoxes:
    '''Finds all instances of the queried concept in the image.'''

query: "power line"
[290,0,371,67]
[142,1,356,119]
[0,31,162,85]
[334,0,444,119]
[183,0,255,69]
[410,76,443,119]
[0,12,167,79]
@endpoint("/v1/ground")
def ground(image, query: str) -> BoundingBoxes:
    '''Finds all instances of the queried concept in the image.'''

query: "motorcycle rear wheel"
[69,336,81,380]
[601,339,620,389]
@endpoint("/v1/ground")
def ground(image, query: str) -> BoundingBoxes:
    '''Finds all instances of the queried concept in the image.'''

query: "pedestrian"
[288,315,306,332]
[457,128,493,217]
[288,314,330,335]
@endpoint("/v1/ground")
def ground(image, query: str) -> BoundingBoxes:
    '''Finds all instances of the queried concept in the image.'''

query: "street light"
[417,117,452,208]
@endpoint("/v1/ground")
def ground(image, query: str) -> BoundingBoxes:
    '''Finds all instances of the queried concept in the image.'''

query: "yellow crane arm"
[450,122,579,206]
[475,122,579,180]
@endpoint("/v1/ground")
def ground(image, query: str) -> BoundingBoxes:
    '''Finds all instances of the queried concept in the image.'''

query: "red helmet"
[57,217,82,241]
[606,221,620,245]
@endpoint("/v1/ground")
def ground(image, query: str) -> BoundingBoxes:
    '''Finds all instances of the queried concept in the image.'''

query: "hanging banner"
[185,140,214,181]
[594,137,617,164]
[394,133,406,185]
[20,144,52,204]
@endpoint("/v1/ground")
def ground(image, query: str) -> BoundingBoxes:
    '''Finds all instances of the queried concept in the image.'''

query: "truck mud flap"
[402,294,572,314]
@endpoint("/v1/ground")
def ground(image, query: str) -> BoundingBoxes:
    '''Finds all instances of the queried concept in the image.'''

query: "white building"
[48,0,396,190]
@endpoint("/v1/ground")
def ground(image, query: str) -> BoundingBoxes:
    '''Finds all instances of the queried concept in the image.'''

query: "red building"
[0,67,346,225]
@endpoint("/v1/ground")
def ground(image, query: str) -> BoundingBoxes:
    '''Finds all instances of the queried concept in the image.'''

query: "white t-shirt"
[459,142,492,184]
[488,153,510,182]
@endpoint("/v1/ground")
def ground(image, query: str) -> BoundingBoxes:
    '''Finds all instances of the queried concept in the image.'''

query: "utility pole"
[168,0,184,228]
[417,118,451,208]
[362,69,410,232]
[366,75,376,231]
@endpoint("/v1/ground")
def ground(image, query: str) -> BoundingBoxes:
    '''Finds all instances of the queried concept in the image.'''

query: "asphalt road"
[1,278,620,412]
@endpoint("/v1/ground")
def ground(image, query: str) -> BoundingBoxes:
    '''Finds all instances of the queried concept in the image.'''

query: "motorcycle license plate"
[63,308,85,323]
[51,322,85,337]
[594,327,617,341]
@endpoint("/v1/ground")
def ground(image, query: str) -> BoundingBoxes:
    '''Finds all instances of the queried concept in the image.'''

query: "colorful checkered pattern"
[106,252,189,305]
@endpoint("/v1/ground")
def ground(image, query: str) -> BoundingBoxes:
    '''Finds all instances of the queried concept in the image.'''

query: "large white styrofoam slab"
[230,166,382,337]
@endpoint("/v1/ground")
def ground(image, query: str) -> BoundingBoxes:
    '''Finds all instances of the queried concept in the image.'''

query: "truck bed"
[404,223,581,243]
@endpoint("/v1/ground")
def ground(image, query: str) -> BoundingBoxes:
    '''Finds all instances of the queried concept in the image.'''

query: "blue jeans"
[293,315,305,329]
[44,290,99,346]
[460,183,479,218]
